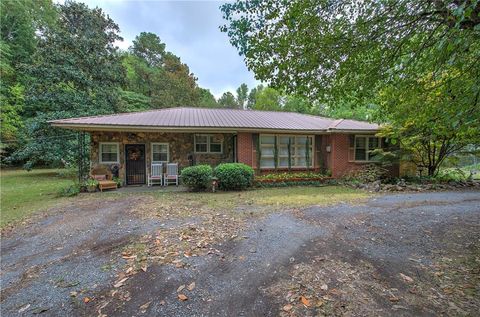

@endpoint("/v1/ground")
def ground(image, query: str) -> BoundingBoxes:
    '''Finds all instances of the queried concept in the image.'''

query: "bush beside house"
[181,165,213,191]
[214,163,254,191]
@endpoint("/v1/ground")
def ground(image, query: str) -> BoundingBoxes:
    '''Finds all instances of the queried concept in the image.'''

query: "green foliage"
[197,88,218,108]
[57,183,80,197]
[435,169,468,182]
[84,178,99,187]
[112,176,123,187]
[252,87,281,111]
[131,32,165,67]
[236,83,249,109]
[378,70,480,176]
[118,90,151,112]
[221,0,480,107]
[214,163,254,191]
[218,91,238,108]
[180,165,213,191]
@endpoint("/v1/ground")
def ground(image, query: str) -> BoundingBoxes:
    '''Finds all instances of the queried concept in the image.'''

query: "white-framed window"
[354,135,381,161]
[194,134,223,154]
[259,134,314,169]
[151,143,169,163]
[99,142,119,164]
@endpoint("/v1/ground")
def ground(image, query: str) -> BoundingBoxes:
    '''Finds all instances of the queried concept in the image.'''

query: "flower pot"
[87,185,97,193]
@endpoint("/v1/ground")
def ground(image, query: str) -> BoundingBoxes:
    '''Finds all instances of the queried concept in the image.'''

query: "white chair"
[148,163,163,186]
[164,163,179,186]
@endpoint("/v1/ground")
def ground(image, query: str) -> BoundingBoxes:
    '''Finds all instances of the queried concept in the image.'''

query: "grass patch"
[0,168,75,227]
[148,185,369,212]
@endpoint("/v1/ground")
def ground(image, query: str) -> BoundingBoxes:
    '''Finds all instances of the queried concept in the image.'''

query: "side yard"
[0,169,76,227]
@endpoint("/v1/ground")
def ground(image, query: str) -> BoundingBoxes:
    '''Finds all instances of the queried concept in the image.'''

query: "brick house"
[51,107,398,185]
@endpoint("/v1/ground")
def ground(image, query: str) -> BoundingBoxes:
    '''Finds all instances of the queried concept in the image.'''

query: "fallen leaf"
[114,277,129,288]
[159,300,166,306]
[139,301,151,312]
[177,285,185,292]
[83,297,91,303]
[141,265,147,272]
[18,304,30,313]
[443,288,454,295]
[187,282,196,291]
[389,296,401,302]
[399,273,414,283]
[282,304,293,311]
[178,294,188,301]
[300,296,311,307]
[321,284,328,291]
[316,300,324,307]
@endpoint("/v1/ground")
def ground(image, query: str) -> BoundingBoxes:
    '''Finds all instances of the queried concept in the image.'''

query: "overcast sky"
[68,0,259,98]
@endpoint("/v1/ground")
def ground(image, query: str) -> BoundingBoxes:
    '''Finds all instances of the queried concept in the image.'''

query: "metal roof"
[50,107,379,132]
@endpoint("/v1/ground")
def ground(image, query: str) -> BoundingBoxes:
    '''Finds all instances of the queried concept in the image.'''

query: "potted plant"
[113,177,122,188]
[85,178,99,193]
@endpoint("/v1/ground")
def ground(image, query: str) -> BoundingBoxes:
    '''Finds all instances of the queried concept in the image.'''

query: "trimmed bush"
[181,165,213,191]
[214,163,254,191]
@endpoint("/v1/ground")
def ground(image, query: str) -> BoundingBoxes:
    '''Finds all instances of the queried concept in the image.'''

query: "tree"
[236,83,248,109]
[246,84,263,109]
[378,70,480,177]
[218,91,238,108]
[197,88,218,108]
[252,87,281,111]
[14,1,124,167]
[284,95,312,114]
[221,1,480,105]
[131,32,166,67]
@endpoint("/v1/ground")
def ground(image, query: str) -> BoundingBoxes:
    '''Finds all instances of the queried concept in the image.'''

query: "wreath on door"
[128,147,142,160]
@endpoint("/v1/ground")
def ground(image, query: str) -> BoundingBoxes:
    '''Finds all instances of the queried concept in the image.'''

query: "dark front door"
[125,144,146,185]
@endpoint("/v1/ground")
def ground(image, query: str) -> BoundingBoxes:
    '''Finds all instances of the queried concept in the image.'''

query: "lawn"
[0,168,75,227]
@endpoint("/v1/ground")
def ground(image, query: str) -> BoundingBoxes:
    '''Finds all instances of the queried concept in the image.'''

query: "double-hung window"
[195,134,223,154]
[99,142,119,164]
[354,136,381,161]
[151,143,169,163]
[259,135,313,169]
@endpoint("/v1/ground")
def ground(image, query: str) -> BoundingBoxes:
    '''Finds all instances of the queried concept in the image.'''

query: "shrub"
[214,163,254,191]
[57,183,81,197]
[181,165,213,191]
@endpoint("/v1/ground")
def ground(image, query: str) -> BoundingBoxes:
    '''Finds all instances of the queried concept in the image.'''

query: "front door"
[125,144,146,185]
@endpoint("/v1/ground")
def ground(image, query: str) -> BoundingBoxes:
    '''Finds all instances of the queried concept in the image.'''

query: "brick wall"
[236,132,253,166]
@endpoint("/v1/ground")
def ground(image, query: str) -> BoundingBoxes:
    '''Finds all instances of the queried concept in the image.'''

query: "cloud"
[68,0,261,97]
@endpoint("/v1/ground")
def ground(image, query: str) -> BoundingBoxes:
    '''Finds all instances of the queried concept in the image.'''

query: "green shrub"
[181,165,213,191]
[214,163,254,191]
[57,183,81,197]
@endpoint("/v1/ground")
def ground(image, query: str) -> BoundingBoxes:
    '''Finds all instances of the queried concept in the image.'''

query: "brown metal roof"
[50,107,379,132]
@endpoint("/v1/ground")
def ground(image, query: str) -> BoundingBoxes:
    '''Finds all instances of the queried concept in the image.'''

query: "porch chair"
[164,163,179,186]
[90,166,117,192]
[148,163,163,186]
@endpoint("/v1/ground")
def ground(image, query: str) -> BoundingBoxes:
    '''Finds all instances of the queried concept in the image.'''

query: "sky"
[62,0,260,98]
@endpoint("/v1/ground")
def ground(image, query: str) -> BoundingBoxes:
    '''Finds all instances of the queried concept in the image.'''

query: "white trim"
[259,134,314,169]
[353,135,382,162]
[151,142,169,163]
[194,134,223,154]
[99,142,119,164]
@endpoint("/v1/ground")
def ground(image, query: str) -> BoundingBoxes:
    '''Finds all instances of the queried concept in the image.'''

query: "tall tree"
[14,1,124,168]
[218,91,238,108]
[221,0,480,105]
[131,32,165,67]
[236,83,248,109]
[252,87,281,111]
[247,84,263,109]
[197,88,218,108]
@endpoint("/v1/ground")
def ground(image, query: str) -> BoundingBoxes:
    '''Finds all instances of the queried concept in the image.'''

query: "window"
[354,136,381,161]
[259,135,313,169]
[151,143,169,163]
[99,143,119,163]
[195,134,223,153]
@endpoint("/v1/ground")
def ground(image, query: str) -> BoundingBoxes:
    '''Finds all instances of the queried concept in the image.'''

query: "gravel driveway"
[1,190,479,316]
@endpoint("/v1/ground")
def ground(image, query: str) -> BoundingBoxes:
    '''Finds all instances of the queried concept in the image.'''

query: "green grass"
[151,185,369,211]
[0,168,75,227]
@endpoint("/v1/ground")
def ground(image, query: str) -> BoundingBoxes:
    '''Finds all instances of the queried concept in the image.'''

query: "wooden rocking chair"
[90,166,118,192]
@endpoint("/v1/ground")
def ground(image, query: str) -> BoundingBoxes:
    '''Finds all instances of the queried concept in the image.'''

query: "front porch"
[90,131,236,186]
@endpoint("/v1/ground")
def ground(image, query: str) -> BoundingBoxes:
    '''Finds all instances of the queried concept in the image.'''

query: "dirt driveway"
[1,190,479,316]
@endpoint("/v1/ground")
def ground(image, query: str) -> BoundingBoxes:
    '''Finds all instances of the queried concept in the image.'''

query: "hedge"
[214,163,254,191]
[181,165,213,191]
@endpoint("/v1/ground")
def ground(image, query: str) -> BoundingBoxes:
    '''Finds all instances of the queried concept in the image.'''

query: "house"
[50,107,398,185]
